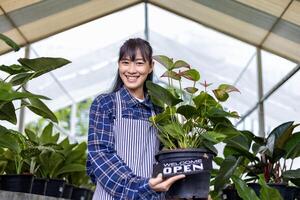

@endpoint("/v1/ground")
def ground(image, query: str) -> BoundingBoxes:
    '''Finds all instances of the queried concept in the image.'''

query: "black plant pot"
[222,187,241,200]
[62,184,74,199]
[0,174,33,193]
[71,187,92,200]
[45,178,65,198]
[153,148,214,199]
[31,178,47,195]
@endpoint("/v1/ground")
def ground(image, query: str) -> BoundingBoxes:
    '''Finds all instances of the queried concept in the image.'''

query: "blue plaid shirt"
[87,85,161,199]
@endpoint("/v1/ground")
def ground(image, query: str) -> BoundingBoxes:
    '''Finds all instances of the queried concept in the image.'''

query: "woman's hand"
[149,173,185,192]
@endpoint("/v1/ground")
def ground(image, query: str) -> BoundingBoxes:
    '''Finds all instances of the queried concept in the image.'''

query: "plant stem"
[3,74,12,82]
[290,159,294,170]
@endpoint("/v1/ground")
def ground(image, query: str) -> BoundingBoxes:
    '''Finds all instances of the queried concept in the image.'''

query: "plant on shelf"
[0,33,71,193]
[146,55,242,199]
[215,121,300,199]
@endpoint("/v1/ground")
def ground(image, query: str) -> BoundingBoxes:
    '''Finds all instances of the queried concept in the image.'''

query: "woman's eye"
[136,62,144,65]
[122,61,129,65]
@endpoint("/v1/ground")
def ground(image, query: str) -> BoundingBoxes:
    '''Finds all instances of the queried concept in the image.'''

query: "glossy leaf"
[0,102,17,124]
[232,175,260,200]
[0,64,30,75]
[184,87,198,94]
[18,57,70,73]
[146,81,182,106]
[258,174,283,200]
[212,88,229,102]
[218,84,240,93]
[25,98,58,123]
[9,72,34,86]
[193,91,217,108]
[0,125,21,153]
[153,55,173,70]
[172,60,190,69]
[176,105,197,119]
[0,33,20,51]
[160,71,181,80]
[214,156,242,193]
[178,69,200,81]
[283,132,300,159]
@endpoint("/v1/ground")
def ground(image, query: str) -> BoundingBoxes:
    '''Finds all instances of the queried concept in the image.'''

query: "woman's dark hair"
[112,38,153,92]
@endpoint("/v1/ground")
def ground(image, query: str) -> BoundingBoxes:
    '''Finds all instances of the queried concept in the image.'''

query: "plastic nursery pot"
[71,186,93,200]
[0,174,34,193]
[45,178,66,198]
[222,186,241,200]
[31,177,48,195]
[62,183,73,199]
[153,148,215,199]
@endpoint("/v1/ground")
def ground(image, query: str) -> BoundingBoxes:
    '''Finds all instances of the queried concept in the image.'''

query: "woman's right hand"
[149,173,185,192]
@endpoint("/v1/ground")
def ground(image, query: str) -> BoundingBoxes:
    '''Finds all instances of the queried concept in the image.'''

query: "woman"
[87,38,184,200]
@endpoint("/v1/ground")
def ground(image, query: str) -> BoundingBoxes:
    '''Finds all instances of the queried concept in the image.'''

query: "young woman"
[87,38,184,200]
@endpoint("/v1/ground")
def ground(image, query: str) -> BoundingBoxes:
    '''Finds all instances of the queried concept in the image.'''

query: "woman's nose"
[128,62,137,73]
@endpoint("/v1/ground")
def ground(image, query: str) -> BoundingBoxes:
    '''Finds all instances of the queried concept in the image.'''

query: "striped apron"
[93,91,162,200]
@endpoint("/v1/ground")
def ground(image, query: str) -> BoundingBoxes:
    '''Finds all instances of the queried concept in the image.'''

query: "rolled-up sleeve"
[86,95,160,200]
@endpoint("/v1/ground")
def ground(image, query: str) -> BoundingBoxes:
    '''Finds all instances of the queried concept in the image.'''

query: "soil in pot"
[62,183,73,199]
[0,174,33,193]
[45,178,65,198]
[154,148,215,199]
[71,187,92,200]
[31,177,47,195]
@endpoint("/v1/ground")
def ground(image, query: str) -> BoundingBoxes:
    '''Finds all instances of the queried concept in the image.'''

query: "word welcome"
[162,159,203,175]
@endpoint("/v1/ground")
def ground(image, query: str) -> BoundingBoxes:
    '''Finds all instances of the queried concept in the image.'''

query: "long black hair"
[112,38,153,92]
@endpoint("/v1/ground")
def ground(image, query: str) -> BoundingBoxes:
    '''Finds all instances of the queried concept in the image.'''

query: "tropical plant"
[146,55,241,153]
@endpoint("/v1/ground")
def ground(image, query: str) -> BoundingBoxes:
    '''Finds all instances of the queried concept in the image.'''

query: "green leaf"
[54,163,86,177]
[25,128,38,144]
[0,64,30,75]
[232,175,260,200]
[178,69,200,81]
[266,121,297,156]
[212,89,229,102]
[40,123,58,144]
[282,169,300,179]
[9,72,34,86]
[25,98,58,123]
[283,132,300,159]
[184,87,198,94]
[172,60,190,69]
[146,81,182,106]
[153,55,173,70]
[193,91,217,108]
[202,131,227,144]
[0,102,17,124]
[258,174,283,200]
[0,125,22,153]
[176,105,198,119]
[0,33,20,51]
[214,156,242,193]
[160,71,181,80]
[18,57,71,75]
[218,84,240,93]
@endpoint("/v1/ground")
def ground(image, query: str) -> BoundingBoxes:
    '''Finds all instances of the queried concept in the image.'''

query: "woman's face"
[118,49,153,98]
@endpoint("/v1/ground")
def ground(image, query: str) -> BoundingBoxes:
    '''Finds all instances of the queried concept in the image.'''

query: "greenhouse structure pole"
[18,46,30,133]
[144,0,149,41]
[256,48,265,138]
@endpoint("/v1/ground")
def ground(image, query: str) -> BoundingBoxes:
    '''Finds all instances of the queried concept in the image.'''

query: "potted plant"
[0,33,70,194]
[216,121,300,199]
[146,55,241,199]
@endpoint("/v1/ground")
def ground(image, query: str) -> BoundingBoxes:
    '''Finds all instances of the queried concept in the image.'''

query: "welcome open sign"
[153,153,213,178]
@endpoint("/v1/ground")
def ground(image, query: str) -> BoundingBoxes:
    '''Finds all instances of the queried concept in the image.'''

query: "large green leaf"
[0,125,21,153]
[39,123,59,144]
[266,121,296,156]
[146,81,182,106]
[232,175,260,200]
[258,175,283,200]
[0,64,30,75]
[25,128,38,144]
[178,69,200,81]
[24,98,58,123]
[193,91,218,108]
[153,55,173,70]
[214,156,242,193]
[176,105,198,119]
[0,102,17,124]
[284,132,300,159]
[18,57,71,75]
[0,33,20,51]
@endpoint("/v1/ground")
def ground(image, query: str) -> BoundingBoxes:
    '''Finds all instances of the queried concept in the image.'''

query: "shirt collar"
[119,85,154,110]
